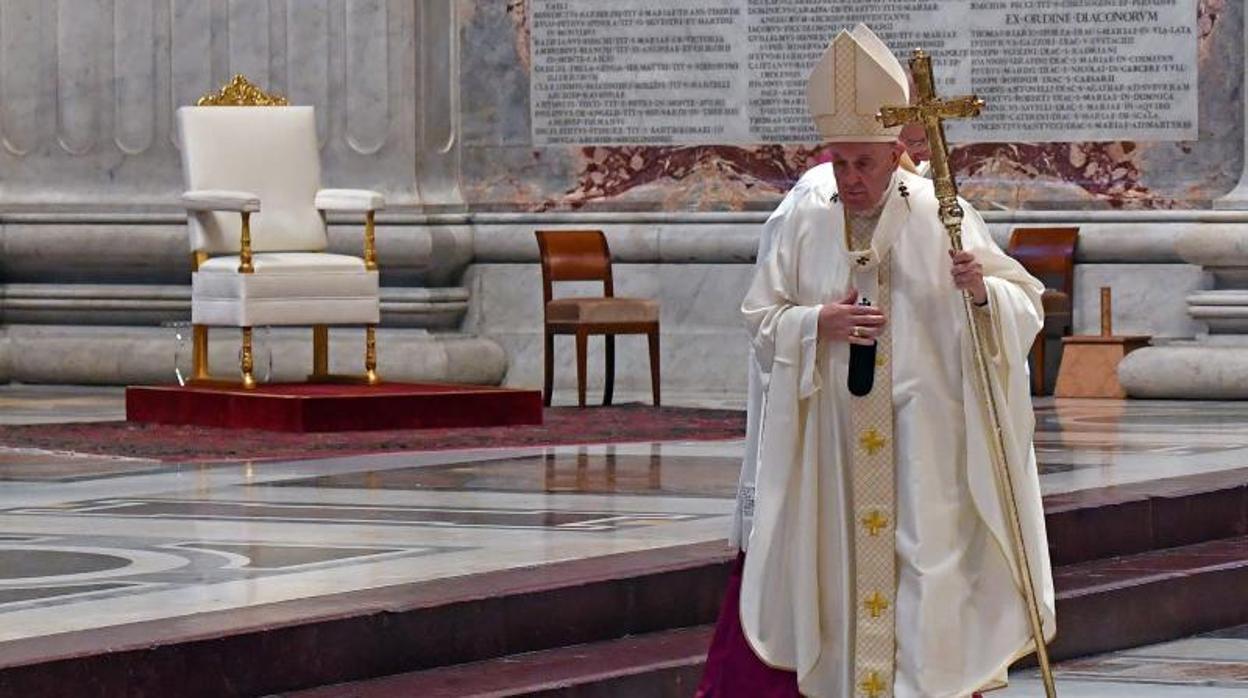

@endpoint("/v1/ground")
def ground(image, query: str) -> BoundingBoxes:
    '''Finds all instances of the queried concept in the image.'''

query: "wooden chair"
[535,230,660,408]
[1007,227,1079,395]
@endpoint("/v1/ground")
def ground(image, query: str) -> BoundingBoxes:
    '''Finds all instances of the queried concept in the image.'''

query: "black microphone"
[847,298,876,397]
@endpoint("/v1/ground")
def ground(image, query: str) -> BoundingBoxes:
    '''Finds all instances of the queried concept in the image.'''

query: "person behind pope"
[698,24,1055,698]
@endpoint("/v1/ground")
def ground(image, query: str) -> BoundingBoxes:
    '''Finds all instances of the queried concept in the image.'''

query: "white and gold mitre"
[806,24,909,143]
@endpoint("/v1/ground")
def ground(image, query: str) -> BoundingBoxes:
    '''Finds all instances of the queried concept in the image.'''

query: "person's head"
[899,122,931,164]
[806,25,909,194]
[827,140,905,211]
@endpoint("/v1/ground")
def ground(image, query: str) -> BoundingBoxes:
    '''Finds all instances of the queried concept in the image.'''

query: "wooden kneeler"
[1054,287,1150,399]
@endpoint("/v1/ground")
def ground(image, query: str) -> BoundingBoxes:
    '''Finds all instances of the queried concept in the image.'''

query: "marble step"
[1050,534,1248,661]
[0,542,736,698]
[278,626,714,698]
[1044,466,1248,566]
[282,536,1248,697]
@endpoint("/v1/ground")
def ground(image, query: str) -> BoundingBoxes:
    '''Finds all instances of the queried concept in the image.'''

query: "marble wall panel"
[227,0,270,89]
[0,0,422,208]
[344,0,388,155]
[56,0,108,156]
[114,0,157,156]
[414,0,463,207]
[170,1,212,126]
[1,0,51,157]
[460,0,1244,212]
[464,262,756,393]
[286,0,331,143]
[5,0,1241,214]
[1073,264,1210,339]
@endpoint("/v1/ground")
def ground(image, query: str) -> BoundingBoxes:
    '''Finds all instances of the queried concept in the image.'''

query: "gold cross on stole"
[864,591,890,618]
[862,509,890,536]
[859,428,887,456]
[860,671,887,697]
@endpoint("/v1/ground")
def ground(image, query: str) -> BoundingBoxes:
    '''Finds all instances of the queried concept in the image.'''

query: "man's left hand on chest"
[949,249,988,306]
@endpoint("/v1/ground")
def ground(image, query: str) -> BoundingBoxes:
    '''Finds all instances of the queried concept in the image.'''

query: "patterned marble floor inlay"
[0,440,741,644]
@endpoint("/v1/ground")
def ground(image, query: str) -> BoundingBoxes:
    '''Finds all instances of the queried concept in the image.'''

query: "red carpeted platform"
[125,382,544,433]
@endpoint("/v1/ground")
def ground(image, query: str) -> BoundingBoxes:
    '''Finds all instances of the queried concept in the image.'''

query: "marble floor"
[0,439,741,644]
[1003,626,1248,696]
[0,384,125,425]
[1,385,1247,691]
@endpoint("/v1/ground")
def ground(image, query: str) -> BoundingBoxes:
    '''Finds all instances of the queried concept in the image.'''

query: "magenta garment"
[695,552,801,697]
[696,552,985,698]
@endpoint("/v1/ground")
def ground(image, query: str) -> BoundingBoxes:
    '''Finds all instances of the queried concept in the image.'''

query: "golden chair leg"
[365,325,380,385]
[364,211,378,271]
[240,327,257,389]
[238,212,254,274]
[312,325,329,379]
[192,325,210,381]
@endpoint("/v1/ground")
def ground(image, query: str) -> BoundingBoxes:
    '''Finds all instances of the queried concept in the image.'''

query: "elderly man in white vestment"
[731,80,934,564]
[698,25,1055,698]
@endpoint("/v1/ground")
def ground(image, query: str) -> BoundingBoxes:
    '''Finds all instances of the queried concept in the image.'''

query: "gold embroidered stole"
[845,206,898,698]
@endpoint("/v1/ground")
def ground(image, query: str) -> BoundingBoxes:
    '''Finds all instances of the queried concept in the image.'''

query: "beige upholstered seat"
[193,252,377,327]
[178,75,384,388]
[545,298,660,325]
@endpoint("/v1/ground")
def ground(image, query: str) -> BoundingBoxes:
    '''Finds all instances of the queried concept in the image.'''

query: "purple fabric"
[697,552,985,698]
[696,552,801,697]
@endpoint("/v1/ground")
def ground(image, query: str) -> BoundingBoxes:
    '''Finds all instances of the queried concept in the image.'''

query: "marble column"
[1216,4,1248,210]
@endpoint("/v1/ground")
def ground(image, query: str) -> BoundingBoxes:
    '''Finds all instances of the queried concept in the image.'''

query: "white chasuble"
[734,164,835,551]
[737,166,1056,698]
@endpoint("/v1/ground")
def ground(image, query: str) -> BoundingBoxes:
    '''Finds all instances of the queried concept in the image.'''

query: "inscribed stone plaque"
[529,0,1199,145]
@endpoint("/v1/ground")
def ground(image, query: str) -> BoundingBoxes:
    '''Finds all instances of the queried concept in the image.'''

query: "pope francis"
[698,25,1056,698]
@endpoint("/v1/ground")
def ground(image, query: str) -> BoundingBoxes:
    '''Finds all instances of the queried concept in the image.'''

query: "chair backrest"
[178,102,325,255]
[1007,227,1079,297]
[534,230,614,304]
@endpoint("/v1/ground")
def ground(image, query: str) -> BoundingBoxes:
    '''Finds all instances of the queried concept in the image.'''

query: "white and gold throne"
[178,75,383,388]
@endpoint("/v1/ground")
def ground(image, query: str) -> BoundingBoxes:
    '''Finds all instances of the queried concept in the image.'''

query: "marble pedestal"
[1120,225,1248,398]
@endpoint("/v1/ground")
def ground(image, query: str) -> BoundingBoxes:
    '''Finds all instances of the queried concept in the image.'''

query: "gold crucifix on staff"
[877,49,1060,698]
[878,50,983,245]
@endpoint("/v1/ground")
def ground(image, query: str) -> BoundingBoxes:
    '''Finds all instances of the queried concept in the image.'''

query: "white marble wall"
[0,1,1241,394]
[0,0,497,386]
[1073,264,1208,339]
[0,0,469,207]
[465,262,754,396]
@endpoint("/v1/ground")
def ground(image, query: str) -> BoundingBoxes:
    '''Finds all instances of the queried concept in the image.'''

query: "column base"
[1119,343,1248,398]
